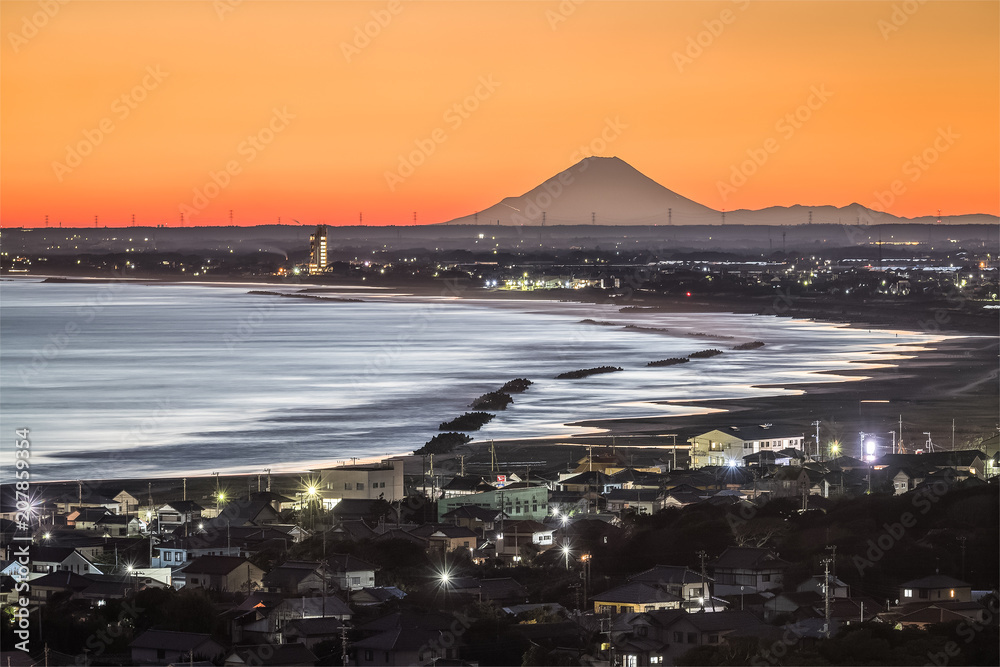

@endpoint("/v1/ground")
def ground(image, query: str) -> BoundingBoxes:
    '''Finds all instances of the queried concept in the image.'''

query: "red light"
[686,292,691,297]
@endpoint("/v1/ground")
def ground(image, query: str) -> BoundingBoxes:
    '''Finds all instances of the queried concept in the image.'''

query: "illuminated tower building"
[308,224,328,274]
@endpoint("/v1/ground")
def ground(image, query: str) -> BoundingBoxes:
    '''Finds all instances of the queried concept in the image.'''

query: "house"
[556,470,619,495]
[318,458,405,502]
[592,581,683,614]
[229,592,352,644]
[769,466,811,500]
[352,626,454,667]
[440,475,497,498]
[223,644,317,667]
[436,484,549,522]
[797,574,849,598]
[604,489,663,515]
[711,547,790,595]
[113,490,141,517]
[628,565,712,607]
[477,577,529,605]
[151,534,243,570]
[328,520,377,542]
[408,524,480,556]
[618,609,767,666]
[217,499,282,527]
[689,426,807,468]
[327,553,376,591]
[283,617,343,650]
[262,560,329,594]
[440,505,505,534]
[331,498,394,524]
[351,586,406,606]
[66,507,111,531]
[763,591,824,621]
[156,501,204,533]
[248,491,297,513]
[15,545,103,576]
[495,520,555,563]
[130,629,226,665]
[94,514,129,537]
[900,574,972,603]
[174,556,264,593]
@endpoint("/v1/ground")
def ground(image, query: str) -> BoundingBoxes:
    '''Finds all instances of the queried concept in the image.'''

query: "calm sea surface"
[0,279,941,482]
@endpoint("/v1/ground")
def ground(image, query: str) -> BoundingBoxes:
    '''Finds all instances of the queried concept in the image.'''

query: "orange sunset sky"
[2,0,997,228]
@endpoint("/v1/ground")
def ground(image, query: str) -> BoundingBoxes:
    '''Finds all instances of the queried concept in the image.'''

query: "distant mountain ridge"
[439,156,997,226]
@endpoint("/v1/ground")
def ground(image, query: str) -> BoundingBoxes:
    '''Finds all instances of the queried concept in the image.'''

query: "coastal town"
[3,428,997,666]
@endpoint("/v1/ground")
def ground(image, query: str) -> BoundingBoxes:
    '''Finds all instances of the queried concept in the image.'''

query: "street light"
[562,545,571,570]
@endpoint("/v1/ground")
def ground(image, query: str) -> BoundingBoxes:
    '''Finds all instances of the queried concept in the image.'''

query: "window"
[687,633,697,644]
[364,650,373,662]
[191,577,199,584]
[637,626,648,637]
[950,589,955,598]
[164,552,172,562]
[904,589,912,598]
[356,483,365,490]
[651,657,662,665]
[344,483,351,490]
[708,634,719,644]
[673,631,684,643]
[919,589,928,599]
[762,574,771,582]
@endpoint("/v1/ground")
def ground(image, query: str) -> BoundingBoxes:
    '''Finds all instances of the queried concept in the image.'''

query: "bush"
[733,341,765,350]
[688,349,723,359]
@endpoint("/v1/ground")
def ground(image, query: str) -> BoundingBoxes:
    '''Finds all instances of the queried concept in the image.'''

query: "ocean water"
[0,279,943,482]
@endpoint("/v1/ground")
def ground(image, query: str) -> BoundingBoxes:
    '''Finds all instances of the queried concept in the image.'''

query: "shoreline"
[4,276,996,484]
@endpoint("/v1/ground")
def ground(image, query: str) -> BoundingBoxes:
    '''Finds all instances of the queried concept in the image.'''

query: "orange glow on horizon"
[2,0,997,228]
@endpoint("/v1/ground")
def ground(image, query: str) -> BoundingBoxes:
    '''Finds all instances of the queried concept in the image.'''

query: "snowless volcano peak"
[443,156,718,226]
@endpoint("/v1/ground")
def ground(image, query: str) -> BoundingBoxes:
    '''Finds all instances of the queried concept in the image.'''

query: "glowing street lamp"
[562,544,571,570]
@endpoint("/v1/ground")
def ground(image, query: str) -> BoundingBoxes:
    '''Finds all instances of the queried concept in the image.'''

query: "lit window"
[904,589,912,597]
[950,589,955,598]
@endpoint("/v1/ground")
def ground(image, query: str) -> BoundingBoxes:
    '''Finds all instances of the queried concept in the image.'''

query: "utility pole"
[826,544,837,580]
[340,618,349,665]
[888,431,896,455]
[460,454,465,477]
[822,557,832,638]
[812,420,821,459]
[183,478,187,502]
[698,550,712,610]
[952,419,956,449]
